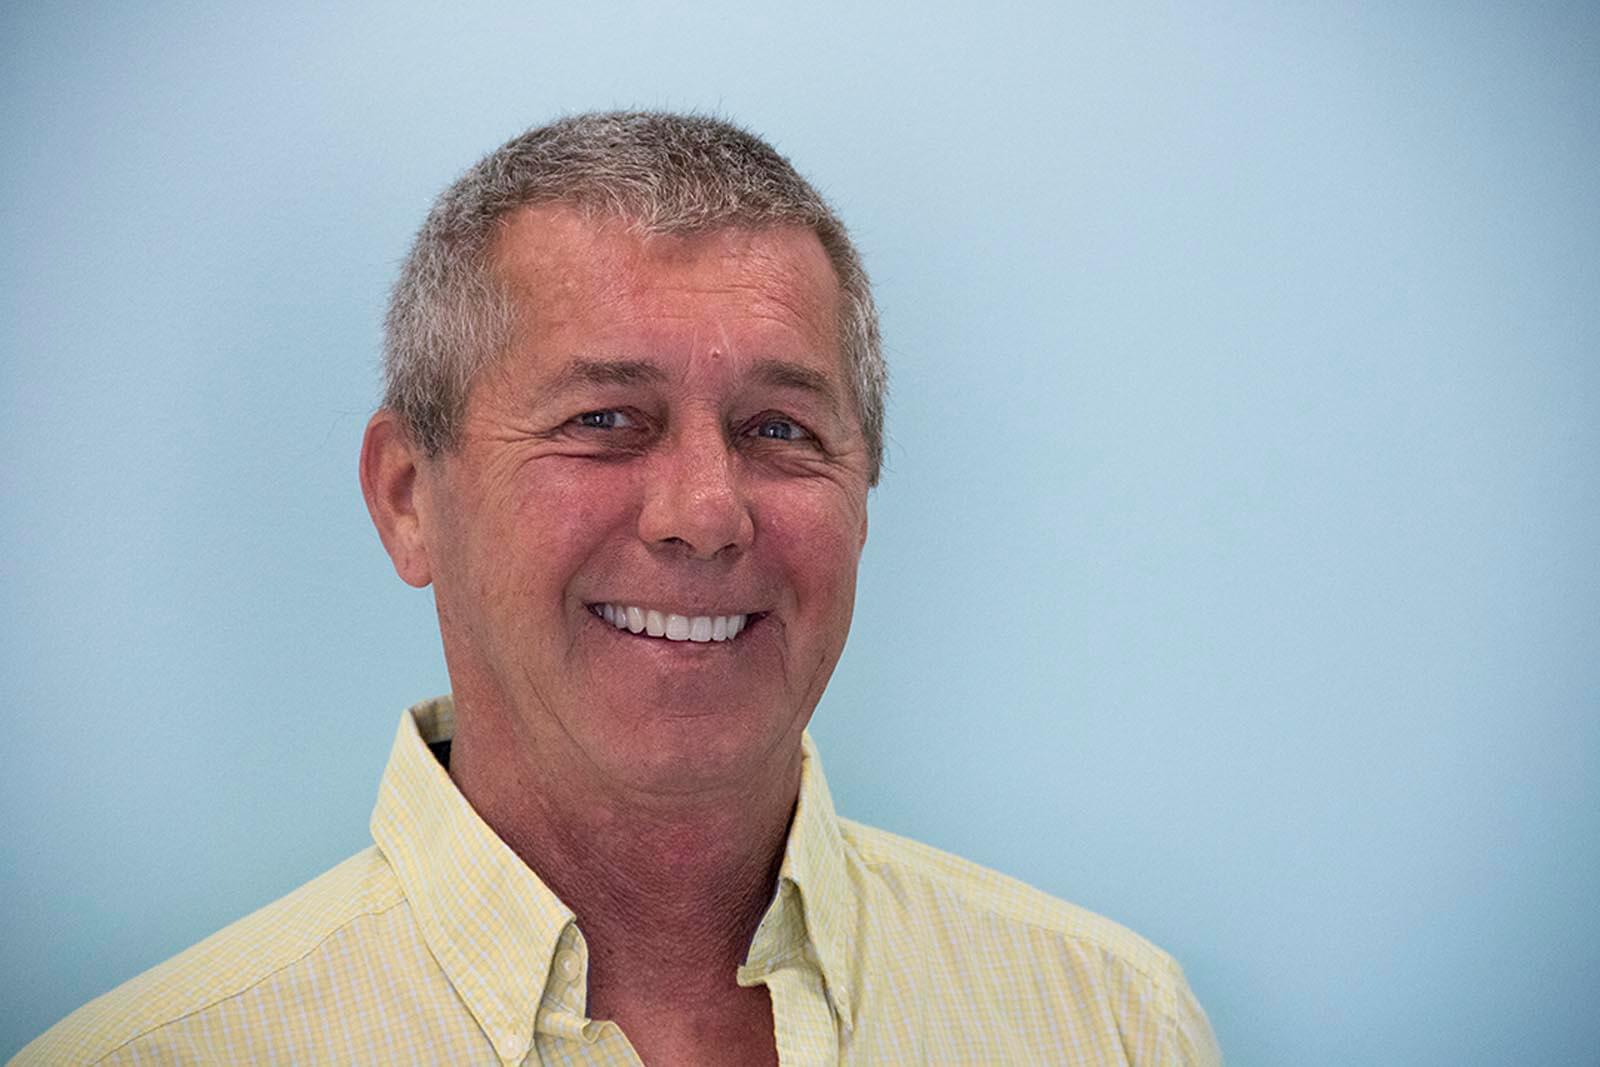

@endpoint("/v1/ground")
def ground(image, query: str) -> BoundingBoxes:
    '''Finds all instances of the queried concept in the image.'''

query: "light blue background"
[3,3,1596,1063]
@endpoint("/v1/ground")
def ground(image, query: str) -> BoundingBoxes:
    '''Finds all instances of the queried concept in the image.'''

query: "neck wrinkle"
[447,699,804,1011]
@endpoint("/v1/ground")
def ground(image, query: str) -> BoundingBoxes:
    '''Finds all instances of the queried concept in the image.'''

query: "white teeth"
[595,604,751,643]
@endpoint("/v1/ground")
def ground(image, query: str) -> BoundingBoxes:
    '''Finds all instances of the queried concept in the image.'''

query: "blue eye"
[753,418,807,441]
[575,410,633,430]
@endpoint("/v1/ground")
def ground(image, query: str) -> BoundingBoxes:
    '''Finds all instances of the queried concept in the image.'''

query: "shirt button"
[556,949,581,981]
[495,1030,528,1063]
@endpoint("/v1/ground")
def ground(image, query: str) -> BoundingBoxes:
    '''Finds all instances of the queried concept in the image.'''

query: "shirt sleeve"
[1165,961,1223,1066]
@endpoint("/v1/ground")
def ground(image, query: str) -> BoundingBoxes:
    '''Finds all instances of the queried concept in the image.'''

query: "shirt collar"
[370,698,863,1052]
[767,730,862,1030]
[370,697,573,1064]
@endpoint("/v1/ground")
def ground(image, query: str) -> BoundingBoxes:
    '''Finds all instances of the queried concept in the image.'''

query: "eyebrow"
[544,356,844,415]
[747,358,844,416]
[545,358,668,392]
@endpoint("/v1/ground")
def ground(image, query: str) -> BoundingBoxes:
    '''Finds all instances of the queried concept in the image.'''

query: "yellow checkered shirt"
[16,697,1221,1065]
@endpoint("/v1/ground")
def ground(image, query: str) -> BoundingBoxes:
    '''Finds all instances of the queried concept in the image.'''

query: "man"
[17,111,1220,1065]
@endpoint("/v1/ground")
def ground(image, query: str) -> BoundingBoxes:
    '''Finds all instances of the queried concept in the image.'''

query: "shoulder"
[841,818,1175,972]
[11,847,403,1066]
[837,818,1221,1064]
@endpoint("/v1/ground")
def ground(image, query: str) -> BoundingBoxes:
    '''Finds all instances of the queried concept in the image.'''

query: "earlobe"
[359,411,434,588]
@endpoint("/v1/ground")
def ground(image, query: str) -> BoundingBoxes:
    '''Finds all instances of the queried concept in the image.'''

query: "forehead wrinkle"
[488,209,851,417]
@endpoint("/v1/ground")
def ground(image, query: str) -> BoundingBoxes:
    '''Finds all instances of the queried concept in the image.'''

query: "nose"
[636,424,755,560]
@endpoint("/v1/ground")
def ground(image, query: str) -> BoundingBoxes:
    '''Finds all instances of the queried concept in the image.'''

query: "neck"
[446,701,802,1011]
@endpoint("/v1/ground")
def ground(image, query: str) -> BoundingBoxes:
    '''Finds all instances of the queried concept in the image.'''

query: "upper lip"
[583,599,765,616]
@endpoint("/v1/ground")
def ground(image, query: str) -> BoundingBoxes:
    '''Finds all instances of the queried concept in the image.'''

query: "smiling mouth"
[587,603,763,643]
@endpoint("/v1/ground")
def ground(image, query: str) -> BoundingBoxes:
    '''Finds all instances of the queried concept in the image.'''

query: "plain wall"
[3,3,1597,1064]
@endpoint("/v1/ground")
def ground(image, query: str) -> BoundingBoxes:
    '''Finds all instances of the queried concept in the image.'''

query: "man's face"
[416,207,870,797]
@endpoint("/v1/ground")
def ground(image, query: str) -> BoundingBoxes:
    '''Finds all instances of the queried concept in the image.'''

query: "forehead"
[487,205,844,362]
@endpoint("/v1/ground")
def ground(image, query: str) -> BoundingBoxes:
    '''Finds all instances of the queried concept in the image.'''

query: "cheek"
[762,491,866,619]
[499,463,641,573]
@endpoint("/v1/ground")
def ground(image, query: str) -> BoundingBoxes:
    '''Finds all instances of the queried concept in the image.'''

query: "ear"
[359,410,434,588]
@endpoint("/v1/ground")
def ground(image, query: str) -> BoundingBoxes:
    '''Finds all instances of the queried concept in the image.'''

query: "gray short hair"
[383,110,885,484]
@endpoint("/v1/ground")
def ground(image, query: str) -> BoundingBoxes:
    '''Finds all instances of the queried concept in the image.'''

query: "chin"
[588,708,799,796]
